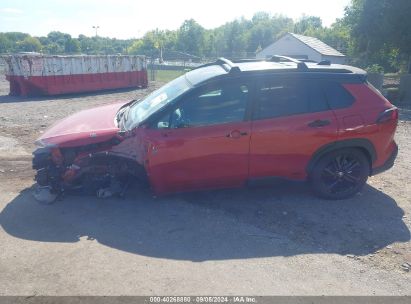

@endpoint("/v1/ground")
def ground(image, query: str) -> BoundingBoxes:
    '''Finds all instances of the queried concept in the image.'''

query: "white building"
[256,33,346,64]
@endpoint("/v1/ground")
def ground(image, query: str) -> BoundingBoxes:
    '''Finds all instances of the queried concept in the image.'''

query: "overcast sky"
[0,0,351,39]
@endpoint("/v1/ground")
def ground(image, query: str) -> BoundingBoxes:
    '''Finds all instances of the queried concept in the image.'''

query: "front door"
[145,81,252,193]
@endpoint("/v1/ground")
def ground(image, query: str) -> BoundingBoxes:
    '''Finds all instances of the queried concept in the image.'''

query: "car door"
[249,75,338,181]
[144,80,252,194]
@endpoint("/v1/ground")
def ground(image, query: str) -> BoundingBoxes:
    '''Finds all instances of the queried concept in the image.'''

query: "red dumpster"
[4,54,148,97]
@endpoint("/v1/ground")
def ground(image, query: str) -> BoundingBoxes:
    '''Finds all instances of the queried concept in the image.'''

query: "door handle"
[226,130,248,138]
[308,119,330,128]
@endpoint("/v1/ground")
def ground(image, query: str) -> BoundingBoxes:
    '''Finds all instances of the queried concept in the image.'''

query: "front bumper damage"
[32,145,147,203]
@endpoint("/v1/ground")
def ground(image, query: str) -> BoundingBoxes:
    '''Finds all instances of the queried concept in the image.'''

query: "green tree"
[343,0,411,72]
[224,18,250,58]
[78,35,99,54]
[46,31,71,54]
[17,36,42,52]
[4,32,30,43]
[0,34,12,53]
[294,15,322,34]
[64,38,80,54]
[246,13,293,54]
[177,19,205,56]
[127,39,144,54]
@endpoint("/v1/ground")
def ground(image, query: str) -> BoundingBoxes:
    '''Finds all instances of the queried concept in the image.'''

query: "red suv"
[33,56,398,201]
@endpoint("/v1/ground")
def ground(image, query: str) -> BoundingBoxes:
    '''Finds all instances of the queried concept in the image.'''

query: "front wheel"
[310,148,370,200]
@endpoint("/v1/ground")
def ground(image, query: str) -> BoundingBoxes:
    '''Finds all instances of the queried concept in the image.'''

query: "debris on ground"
[400,263,410,272]
[32,186,58,204]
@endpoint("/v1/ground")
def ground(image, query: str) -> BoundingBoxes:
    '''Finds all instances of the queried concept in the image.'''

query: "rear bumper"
[371,144,398,175]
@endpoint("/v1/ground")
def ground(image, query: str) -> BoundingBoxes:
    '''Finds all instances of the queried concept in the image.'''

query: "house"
[256,33,346,64]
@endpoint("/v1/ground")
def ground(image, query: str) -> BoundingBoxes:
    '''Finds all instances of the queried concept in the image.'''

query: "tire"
[309,148,370,200]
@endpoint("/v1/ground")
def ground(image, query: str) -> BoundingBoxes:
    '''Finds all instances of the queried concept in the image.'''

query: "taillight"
[376,107,398,124]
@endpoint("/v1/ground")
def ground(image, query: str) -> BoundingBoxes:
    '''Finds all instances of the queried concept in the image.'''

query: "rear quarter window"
[323,81,355,109]
[255,78,330,120]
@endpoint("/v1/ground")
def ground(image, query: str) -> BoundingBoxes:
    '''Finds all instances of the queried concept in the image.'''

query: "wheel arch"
[81,152,150,185]
[306,138,376,176]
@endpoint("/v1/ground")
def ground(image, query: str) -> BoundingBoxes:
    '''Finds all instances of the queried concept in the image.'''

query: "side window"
[255,78,329,120]
[323,82,355,109]
[166,83,249,128]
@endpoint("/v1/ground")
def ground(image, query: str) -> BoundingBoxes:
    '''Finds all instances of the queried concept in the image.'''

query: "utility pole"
[92,25,100,37]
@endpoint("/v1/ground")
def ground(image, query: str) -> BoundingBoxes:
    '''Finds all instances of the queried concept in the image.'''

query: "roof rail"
[215,57,241,73]
[269,55,308,70]
[318,60,331,66]
[195,57,241,73]
[232,58,264,63]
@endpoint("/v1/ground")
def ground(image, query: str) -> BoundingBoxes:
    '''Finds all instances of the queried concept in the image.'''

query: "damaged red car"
[32,57,398,202]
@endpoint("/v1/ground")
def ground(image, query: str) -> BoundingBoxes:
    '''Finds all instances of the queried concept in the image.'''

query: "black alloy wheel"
[310,148,370,200]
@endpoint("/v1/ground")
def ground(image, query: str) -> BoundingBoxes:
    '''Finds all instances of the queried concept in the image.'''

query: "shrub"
[366,64,384,74]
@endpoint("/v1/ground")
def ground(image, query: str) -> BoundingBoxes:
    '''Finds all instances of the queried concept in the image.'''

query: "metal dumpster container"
[4,54,148,96]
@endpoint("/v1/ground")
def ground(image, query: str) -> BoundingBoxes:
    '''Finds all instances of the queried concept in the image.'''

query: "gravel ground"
[0,74,410,295]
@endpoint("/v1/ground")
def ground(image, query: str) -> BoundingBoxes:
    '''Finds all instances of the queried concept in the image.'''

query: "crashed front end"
[32,138,139,202]
[31,103,148,203]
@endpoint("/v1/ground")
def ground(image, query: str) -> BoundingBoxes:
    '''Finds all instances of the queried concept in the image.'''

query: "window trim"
[251,75,333,121]
[323,82,355,110]
[150,78,254,129]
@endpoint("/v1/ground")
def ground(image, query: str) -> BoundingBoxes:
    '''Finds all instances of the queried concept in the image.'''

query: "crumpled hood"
[37,101,127,148]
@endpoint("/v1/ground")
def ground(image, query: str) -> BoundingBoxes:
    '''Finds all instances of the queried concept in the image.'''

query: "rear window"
[323,82,355,109]
[255,78,330,120]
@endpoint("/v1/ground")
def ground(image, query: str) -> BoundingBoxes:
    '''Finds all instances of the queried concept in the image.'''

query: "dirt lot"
[0,74,410,295]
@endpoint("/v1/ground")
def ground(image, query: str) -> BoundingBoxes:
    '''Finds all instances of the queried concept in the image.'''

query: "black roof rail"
[215,57,241,73]
[232,58,264,63]
[269,55,308,70]
[318,60,331,66]
[299,59,317,63]
[194,57,241,73]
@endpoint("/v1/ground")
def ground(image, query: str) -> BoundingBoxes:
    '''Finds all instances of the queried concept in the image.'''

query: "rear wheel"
[310,148,370,200]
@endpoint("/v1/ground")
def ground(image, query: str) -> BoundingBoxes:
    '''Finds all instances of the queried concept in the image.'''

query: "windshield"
[124,75,191,130]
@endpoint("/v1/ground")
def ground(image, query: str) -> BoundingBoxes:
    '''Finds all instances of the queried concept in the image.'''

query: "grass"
[154,69,185,82]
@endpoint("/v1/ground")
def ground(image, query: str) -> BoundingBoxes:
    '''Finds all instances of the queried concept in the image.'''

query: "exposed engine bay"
[32,138,148,203]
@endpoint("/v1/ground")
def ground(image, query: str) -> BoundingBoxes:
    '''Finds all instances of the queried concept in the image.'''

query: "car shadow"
[0,182,409,261]
[399,106,411,122]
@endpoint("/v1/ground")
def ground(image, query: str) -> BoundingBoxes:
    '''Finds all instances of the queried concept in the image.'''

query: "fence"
[146,51,259,82]
[147,54,207,82]
[0,57,6,75]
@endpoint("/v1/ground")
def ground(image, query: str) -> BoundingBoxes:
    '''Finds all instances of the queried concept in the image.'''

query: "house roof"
[289,33,345,57]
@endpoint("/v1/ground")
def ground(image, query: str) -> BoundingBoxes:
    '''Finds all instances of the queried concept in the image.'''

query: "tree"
[17,36,42,52]
[4,32,30,43]
[1,32,30,53]
[127,39,144,54]
[294,16,323,34]
[224,19,250,58]
[46,31,71,54]
[43,42,60,54]
[0,34,12,53]
[78,35,99,54]
[246,13,293,53]
[3,5,409,73]
[177,19,205,56]
[343,0,411,72]
[64,38,81,54]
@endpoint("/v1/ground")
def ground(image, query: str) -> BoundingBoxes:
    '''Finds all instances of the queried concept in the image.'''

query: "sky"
[0,0,351,39]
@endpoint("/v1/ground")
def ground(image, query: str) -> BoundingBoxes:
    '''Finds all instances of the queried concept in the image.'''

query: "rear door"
[249,75,338,180]
[145,80,252,193]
